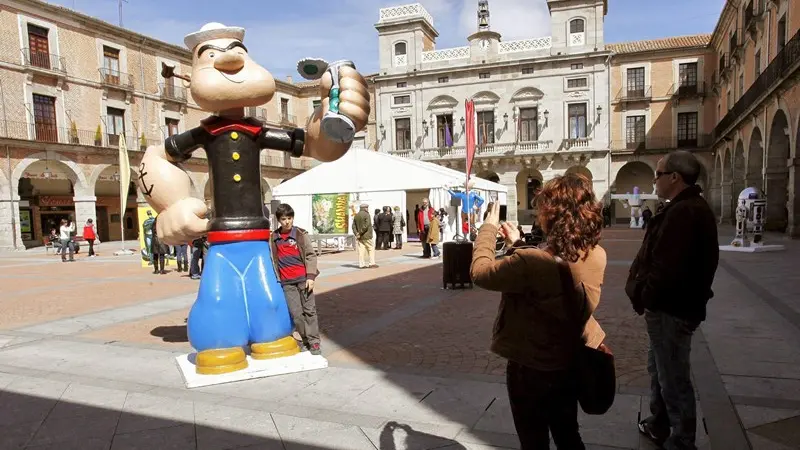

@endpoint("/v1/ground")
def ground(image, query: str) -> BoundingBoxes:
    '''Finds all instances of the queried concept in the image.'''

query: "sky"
[49,0,726,79]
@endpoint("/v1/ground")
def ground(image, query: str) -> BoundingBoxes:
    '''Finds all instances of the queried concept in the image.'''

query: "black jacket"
[626,185,719,323]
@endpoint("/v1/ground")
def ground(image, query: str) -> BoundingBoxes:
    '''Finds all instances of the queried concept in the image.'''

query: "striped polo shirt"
[272,227,307,285]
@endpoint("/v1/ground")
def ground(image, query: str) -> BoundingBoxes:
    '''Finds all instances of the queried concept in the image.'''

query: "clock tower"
[467,0,501,61]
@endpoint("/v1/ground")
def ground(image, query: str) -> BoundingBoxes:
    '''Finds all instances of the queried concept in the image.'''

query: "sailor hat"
[184,22,245,51]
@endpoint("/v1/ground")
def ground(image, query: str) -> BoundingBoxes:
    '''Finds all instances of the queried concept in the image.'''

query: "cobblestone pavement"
[0,228,797,449]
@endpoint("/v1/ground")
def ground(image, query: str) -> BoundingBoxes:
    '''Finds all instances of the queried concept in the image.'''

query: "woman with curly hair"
[470,173,609,449]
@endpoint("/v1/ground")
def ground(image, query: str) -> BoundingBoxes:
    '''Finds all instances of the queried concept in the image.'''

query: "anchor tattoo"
[138,162,154,197]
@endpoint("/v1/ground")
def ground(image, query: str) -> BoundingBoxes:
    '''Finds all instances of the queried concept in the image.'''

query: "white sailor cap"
[184,22,245,51]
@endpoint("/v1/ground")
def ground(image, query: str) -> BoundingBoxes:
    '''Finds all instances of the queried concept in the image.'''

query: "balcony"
[159,83,187,103]
[417,141,555,160]
[98,68,134,91]
[0,120,160,149]
[245,106,268,122]
[280,114,297,126]
[719,54,731,81]
[21,48,66,75]
[670,82,706,101]
[745,0,765,37]
[730,30,744,64]
[714,29,800,141]
[611,135,713,152]
[617,86,652,104]
[562,138,591,150]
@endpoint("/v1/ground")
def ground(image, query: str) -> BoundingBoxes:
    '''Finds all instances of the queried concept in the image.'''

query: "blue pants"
[187,240,293,352]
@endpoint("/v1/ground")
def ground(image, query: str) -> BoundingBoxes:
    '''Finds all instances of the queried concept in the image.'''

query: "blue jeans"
[645,310,699,450]
[187,240,293,352]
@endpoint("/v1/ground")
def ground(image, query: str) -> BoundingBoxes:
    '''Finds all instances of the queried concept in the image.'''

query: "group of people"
[372,206,406,250]
[148,216,207,279]
[472,150,718,450]
[48,218,99,261]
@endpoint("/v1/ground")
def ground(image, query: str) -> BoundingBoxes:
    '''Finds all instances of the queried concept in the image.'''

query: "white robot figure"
[611,186,658,228]
[732,187,767,247]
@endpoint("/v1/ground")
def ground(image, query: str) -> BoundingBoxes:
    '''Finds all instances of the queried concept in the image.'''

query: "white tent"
[273,148,507,242]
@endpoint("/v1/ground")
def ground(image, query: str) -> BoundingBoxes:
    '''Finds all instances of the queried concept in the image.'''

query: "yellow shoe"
[195,347,248,375]
[251,336,300,360]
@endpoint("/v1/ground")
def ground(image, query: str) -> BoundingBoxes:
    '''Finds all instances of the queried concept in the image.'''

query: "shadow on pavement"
[150,325,189,343]
[0,389,467,449]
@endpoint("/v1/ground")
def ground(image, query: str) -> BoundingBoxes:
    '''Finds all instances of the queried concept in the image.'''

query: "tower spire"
[477,0,490,31]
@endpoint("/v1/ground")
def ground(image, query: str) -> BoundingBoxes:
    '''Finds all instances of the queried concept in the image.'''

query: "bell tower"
[477,0,490,31]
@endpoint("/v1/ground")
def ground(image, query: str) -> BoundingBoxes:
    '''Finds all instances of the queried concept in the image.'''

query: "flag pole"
[114,132,134,256]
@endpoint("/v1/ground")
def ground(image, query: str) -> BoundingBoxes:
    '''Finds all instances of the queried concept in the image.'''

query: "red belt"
[207,229,270,244]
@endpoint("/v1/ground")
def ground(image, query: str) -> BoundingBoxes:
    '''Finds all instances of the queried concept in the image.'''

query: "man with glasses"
[626,150,719,450]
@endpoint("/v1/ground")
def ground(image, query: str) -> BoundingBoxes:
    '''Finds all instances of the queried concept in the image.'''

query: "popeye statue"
[135,23,369,375]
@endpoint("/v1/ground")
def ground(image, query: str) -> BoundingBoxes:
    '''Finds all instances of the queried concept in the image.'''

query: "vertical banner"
[311,193,350,234]
[118,133,132,252]
[465,99,476,178]
[137,206,157,268]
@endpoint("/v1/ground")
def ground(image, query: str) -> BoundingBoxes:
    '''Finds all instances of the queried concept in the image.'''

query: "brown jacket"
[427,217,440,243]
[470,223,607,371]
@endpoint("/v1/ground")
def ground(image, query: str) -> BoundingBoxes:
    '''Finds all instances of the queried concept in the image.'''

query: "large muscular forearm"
[303,108,352,163]
[136,145,194,214]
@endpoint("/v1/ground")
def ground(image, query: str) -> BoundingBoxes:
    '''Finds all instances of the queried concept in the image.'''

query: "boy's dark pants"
[282,283,320,346]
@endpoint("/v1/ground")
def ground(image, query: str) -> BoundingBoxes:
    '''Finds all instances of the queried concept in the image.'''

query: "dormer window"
[569,19,585,47]
[394,42,407,67]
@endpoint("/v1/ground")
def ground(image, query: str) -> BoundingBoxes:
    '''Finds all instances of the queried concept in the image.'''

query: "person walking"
[82,219,98,257]
[470,174,609,449]
[58,219,76,262]
[627,150,719,450]
[352,203,376,269]
[392,206,405,249]
[175,241,189,273]
[271,203,321,355]
[150,217,168,274]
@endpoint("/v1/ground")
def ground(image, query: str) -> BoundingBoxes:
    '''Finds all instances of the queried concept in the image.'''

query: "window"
[394,95,410,105]
[754,50,761,78]
[280,98,289,120]
[738,73,744,100]
[625,115,646,149]
[626,67,645,97]
[777,15,786,53]
[569,19,585,46]
[567,77,588,89]
[518,107,538,142]
[436,114,454,147]
[312,99,321,110]
[479,72,490,79]
[521,67,534,74]
[102,46,120,84]
[396,82,407,88]
[568,103,587,139]
[32,94,57,142]
[677,112,698,147]
[438,76,449,83]
[395,118,411,150]
[106,107,125,146]
[717,103,721,122]
[394,42,407,56]
[526,178,542,210]
[727,90,732,110]
[165,118,179,137]
[27,24,51,69]
[678,62,698,95]
[477,111,495,145]
[571,63,583,70]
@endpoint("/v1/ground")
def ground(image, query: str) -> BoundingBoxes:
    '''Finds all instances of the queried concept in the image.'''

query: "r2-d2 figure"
[731,187,767,247]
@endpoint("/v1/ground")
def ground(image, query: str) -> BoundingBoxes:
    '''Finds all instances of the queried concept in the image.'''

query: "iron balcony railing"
[245,106,268,122]
[719,54,730,80]
[99,68,134,90]
[714,29,800,140]
[158,82,188,102]
[611,135,713,152]
[744,0,764,32]
[670,81,706,98]
[0,119,161,149]
[21,48,66,73]
[617,85,652,103]
[280,114,297,125]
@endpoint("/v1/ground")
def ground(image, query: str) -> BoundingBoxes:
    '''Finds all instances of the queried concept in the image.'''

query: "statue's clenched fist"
[156,197,209,245]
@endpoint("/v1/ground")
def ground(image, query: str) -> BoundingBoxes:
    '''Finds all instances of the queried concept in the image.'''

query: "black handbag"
[554,256,617,415]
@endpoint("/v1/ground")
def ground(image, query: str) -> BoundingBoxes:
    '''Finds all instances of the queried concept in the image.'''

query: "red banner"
[465,99,476,178]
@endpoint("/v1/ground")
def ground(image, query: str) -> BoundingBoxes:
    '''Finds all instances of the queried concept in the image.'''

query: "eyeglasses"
[655,171,674,179]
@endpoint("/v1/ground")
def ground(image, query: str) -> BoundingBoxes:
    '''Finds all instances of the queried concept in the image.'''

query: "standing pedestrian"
[392,206,405,249]
[271,203,321,355]
[175,241,189,273]
[150,217,168,275]
[59,219,75,262]
[83,219,98,257]
[352,203,376,268]
[627,150,718,450]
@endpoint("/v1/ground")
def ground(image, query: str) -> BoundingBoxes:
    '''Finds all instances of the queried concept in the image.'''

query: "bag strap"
[553,255,588,347]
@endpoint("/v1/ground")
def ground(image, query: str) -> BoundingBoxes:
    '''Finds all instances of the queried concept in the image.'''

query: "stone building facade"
[374,0,612,224]
[708,0,799,236]
[0,0,377,251]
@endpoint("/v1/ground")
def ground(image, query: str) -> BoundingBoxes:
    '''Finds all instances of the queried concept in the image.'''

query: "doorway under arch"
[612,161,655,224]
[766,110,790,231]
[476,171,500,184]
[746,127,764,190]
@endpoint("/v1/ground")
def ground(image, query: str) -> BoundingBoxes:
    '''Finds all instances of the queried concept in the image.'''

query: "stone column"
[72,195,97,234]
[0,193,24,252]
[720,181,733,224]
[498,170,519,222]
[789,158,800,238]
[764,168,789,232]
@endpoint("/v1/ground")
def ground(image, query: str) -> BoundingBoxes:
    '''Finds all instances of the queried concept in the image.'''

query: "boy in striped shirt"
[270,204,321,355]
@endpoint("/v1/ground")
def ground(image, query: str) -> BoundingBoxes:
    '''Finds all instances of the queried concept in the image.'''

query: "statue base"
[176,350,328,389]
[719,244,785,253]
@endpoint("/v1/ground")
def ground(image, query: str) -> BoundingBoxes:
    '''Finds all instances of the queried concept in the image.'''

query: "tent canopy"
[273,148,508,196]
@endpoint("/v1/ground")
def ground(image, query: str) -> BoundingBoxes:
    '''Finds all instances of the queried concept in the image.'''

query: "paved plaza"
[0,228,799,449]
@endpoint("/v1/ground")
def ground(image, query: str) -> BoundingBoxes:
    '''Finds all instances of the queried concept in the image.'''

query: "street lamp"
[379,124,385,138]
[460,117,465,129]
